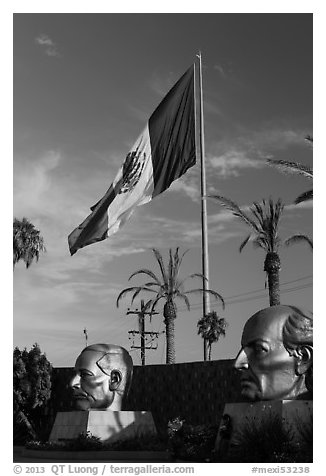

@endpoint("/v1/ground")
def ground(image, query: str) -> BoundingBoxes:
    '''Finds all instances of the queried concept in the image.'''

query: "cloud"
[247,128,307,151]
[206,124,311,180]
[14,150,63,218]
[35,34,61,57]
[169,176,200,202]
[208,149,264,178]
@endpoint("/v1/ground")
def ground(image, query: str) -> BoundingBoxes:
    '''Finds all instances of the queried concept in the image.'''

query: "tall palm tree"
[13,218,46,269]
[117,247,225,364]
[267,136,313,204]
[208,196,312,306]
[197,311,228,360]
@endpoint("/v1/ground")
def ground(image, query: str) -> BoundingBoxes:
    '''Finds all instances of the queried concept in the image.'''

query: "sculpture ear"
[109,370,122,391]
[295,345,313,376]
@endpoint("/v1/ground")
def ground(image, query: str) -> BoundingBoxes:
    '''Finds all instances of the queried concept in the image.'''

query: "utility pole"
[127,299,160,365]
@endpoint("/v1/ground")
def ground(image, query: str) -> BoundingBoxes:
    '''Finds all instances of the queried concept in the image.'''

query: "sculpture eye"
[80,370,93,379]
[254,343,268,354]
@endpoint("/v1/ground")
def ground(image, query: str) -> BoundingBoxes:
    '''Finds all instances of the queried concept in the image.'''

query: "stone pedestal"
[215,400,312,455]
[49,410,157,443]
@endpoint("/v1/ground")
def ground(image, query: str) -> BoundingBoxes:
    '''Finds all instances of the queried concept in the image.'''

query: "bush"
[215,412,313,463]
[14,344,52,444]
[167,417,219,462]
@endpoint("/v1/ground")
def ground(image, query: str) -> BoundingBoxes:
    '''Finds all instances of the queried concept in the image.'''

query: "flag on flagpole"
[68,66,196,256]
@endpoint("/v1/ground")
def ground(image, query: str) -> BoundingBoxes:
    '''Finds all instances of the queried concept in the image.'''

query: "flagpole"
[197,52,210,361]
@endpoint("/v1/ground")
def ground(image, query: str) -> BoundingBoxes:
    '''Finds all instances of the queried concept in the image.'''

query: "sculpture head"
[234,305,312,401]
[70,344,133,411]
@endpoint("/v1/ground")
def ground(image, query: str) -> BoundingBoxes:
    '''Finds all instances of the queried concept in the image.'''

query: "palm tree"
[116,247,225,364]
[197,311,228,360]
[267,136,313,204]
[208,196,312,306]
[13,218,46,269]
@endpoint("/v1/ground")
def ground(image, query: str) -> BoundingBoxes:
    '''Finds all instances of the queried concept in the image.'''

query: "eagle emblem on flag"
[119,148,146,194]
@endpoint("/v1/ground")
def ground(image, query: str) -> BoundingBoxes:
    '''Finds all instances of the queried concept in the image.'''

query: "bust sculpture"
[70,343,133,411]
[234,305,313,401]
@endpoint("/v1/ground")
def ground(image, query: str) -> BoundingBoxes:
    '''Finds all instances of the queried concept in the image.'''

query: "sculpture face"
[70,350,114,410]
[70,344,133,411]
[234,306,310,401]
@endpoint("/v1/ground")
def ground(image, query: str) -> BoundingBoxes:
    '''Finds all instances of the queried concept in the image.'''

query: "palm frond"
[175,291,191,311]
[239,234,252,253]
[141,281,161,288]
[172,248,189,283]
[130,288,143,305]
[187,289,225,309]
[179,272,207,288]
[128,269,160,283]
[208,195,258,230]
[152,248,168,284]
[266,159,313,179]
[116,286,158,307]
[294,189,313,205]
[116,287,141,307]
[142,299,155,313]
[189,272,207,280]
[250,201,266,229]
[149,295,163,314]
[168,248,174,292]
[284,234,313,250]
[252,236,268,251]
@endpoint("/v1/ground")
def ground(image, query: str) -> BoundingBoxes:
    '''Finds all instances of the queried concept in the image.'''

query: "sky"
[12,11,313,368]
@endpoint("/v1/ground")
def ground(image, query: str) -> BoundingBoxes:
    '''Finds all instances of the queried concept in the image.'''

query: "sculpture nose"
[234,348,249,370]
[70,374,81,389]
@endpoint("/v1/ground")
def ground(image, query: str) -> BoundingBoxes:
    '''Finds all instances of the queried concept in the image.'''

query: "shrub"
[14,344,52,444]
[219,412,313,463]
[168,417,218,462]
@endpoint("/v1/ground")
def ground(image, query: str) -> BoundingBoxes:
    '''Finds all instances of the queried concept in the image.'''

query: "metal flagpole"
[197,52,211,361]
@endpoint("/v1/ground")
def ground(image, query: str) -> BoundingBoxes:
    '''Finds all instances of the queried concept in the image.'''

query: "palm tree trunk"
[163,300,176,364]
[264,252,281,306]
[165,317,176,364]
[208,343,212,361]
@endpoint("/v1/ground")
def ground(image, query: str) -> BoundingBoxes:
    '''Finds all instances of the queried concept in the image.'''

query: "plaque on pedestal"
[49,410,157,443]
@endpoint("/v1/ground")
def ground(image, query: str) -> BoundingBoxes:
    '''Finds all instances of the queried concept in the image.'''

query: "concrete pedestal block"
[49,410,157,443]
[215,400,312,455]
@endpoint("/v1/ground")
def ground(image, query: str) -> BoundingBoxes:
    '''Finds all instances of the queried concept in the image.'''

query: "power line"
[123,275,312,319]
[119,275,313,318]
[147,281,312,314]
[222,274,313,300]
[221,283,312,307]
[182,282,312,311]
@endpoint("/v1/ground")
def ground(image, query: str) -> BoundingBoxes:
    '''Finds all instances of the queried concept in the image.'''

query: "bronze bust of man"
[234,305,312,401]
[70,343,133,411]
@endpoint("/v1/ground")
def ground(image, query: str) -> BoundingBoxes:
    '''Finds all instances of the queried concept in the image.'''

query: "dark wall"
[47,359,242,435]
